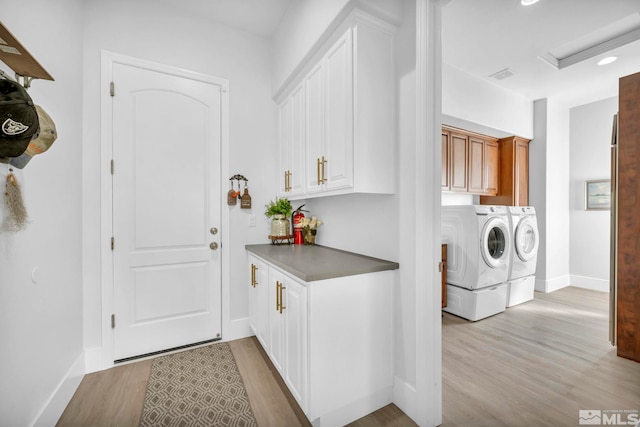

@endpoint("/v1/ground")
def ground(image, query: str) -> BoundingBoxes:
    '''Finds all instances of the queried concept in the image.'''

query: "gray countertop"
[246,244,399,282]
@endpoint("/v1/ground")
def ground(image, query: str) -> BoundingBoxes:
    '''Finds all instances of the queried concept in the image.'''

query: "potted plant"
[264,198,293,237]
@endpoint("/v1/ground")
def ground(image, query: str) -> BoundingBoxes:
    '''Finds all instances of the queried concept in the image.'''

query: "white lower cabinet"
[248,255,270,350]
[247,253,393,426]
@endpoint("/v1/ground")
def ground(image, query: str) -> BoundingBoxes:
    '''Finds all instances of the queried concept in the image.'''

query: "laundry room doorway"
[103,53,228,362]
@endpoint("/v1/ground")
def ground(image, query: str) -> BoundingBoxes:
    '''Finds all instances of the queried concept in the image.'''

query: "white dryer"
[506,206,539,307]
[441,205,512,290]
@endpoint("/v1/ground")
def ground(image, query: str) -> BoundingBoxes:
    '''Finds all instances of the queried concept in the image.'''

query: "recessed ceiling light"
[597,56,618,65]
[521,0,539,5]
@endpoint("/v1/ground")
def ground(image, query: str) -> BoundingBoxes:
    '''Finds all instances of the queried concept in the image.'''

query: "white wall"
[442,64,533,139]
[530,98,571,292]
[81,0,277,368]
[569,97,617,291]
[0,0,85,425]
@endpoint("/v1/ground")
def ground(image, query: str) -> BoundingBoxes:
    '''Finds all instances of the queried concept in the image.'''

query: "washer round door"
[481,217,509,268]
[514,217,539,262]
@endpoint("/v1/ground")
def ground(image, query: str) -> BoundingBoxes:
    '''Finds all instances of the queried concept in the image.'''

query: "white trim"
[415,1,444,426]
[535,274,570,293]
[570,275,609,293]
[31,352,85,427]
[99,50,230,370]
[393,376,418,420]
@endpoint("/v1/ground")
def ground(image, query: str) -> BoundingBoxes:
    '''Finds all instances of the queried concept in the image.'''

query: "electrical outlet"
[248,214,256,227]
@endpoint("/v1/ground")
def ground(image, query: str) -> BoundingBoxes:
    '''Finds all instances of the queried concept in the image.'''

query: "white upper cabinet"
[276,9,397,200]
[279,83,306,198]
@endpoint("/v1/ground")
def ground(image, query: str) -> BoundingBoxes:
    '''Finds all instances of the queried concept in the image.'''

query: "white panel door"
[111,62,222,361]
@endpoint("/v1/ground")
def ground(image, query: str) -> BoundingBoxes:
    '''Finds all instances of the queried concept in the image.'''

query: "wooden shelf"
[0,21,54,87]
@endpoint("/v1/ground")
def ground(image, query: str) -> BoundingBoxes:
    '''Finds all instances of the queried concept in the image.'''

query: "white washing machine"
[441,205,512,321]
[442,205,512,290]
[506,206,539,307]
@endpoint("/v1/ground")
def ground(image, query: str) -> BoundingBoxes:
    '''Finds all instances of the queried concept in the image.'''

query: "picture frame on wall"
[585,179,611,210]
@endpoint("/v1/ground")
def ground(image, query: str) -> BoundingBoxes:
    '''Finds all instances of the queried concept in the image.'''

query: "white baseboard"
[223,317,252,342]
[392,376,417,423]
[84,346,105,373]
[535,275,570,293]
[32,351,85,427]
[570,275,609,293]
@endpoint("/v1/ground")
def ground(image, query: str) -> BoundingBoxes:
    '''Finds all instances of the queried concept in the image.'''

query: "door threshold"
[114,338,222,364]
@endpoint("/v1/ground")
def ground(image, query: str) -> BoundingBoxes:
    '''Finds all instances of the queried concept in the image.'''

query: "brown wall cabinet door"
[468,137,485,193]
[484,139,499,195]
[480,136,530,206]
[449,132,468,192]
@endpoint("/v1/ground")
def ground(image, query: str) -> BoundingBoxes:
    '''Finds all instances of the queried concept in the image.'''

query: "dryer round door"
[480,217,509,268]
[514,217,539,262]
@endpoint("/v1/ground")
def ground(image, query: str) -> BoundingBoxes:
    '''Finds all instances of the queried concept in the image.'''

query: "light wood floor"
[57,286,639,426]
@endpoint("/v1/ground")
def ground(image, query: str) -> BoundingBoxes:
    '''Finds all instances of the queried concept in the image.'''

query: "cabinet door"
[468,136,485,193]
[450,132,468,192]
[324,29,354,191]
[305,62,325,194]
[278,97,292,197]
[282,276,308,409]
[279,84,306,197]
[441,130,450,190]
[515,138,529,205]
[249,256,270,349]
[484,139,499,195]
[268,269,286,375]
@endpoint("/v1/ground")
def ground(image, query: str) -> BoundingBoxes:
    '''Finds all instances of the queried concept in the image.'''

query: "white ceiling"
[156,0,640,108]
[442,0,640,107]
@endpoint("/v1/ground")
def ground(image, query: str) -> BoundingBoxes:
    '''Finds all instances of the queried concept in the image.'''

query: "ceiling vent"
[489,68,515,80]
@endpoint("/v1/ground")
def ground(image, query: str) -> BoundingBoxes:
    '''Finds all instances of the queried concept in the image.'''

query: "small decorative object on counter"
[265,197,293,242]
[301,216,323,245]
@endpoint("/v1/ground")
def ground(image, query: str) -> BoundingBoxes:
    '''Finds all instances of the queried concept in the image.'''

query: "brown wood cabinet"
[616,71,640,363]
[442,125,498,196]
[480,135,530,206]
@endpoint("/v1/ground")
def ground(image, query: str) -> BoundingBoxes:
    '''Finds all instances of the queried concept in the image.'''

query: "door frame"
[99,50,230,368]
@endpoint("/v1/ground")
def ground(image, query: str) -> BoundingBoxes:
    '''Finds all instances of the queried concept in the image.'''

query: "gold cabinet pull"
[284,171,288,192]
[321,156,327,183]
[276,281,281,311]
[251,264,257,287]
[317,158,322,185]
[286,170,292,192]
[279,283,286,314]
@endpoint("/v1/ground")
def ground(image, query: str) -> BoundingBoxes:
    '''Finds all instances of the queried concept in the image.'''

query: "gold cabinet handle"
[276,281,281,311]
[284,171,288,192]
[279,283,286,314]
[251,264,257,287]
[317,158,322,185]
[321,156,327,183]
[286,170,291,192]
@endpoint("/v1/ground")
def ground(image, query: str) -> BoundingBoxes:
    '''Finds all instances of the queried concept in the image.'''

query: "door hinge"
[438,261,443,273]
[111,314,115,328]
[110,81,115,97]
[110,159,114,175]
[111,237,115,250]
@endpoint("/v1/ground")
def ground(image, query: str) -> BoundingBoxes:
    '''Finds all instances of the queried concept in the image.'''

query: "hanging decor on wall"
[1,166,28,232]
[228,174,251,208]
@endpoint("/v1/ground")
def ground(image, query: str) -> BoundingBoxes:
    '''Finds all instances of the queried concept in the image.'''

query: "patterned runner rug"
[139,342,257,427]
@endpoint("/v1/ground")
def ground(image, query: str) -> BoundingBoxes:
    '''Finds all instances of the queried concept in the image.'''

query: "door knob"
[210,227,218,235]
[210,242,219,250]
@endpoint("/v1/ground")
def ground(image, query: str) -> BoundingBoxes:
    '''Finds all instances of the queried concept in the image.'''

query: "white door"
[111,61,223,361]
